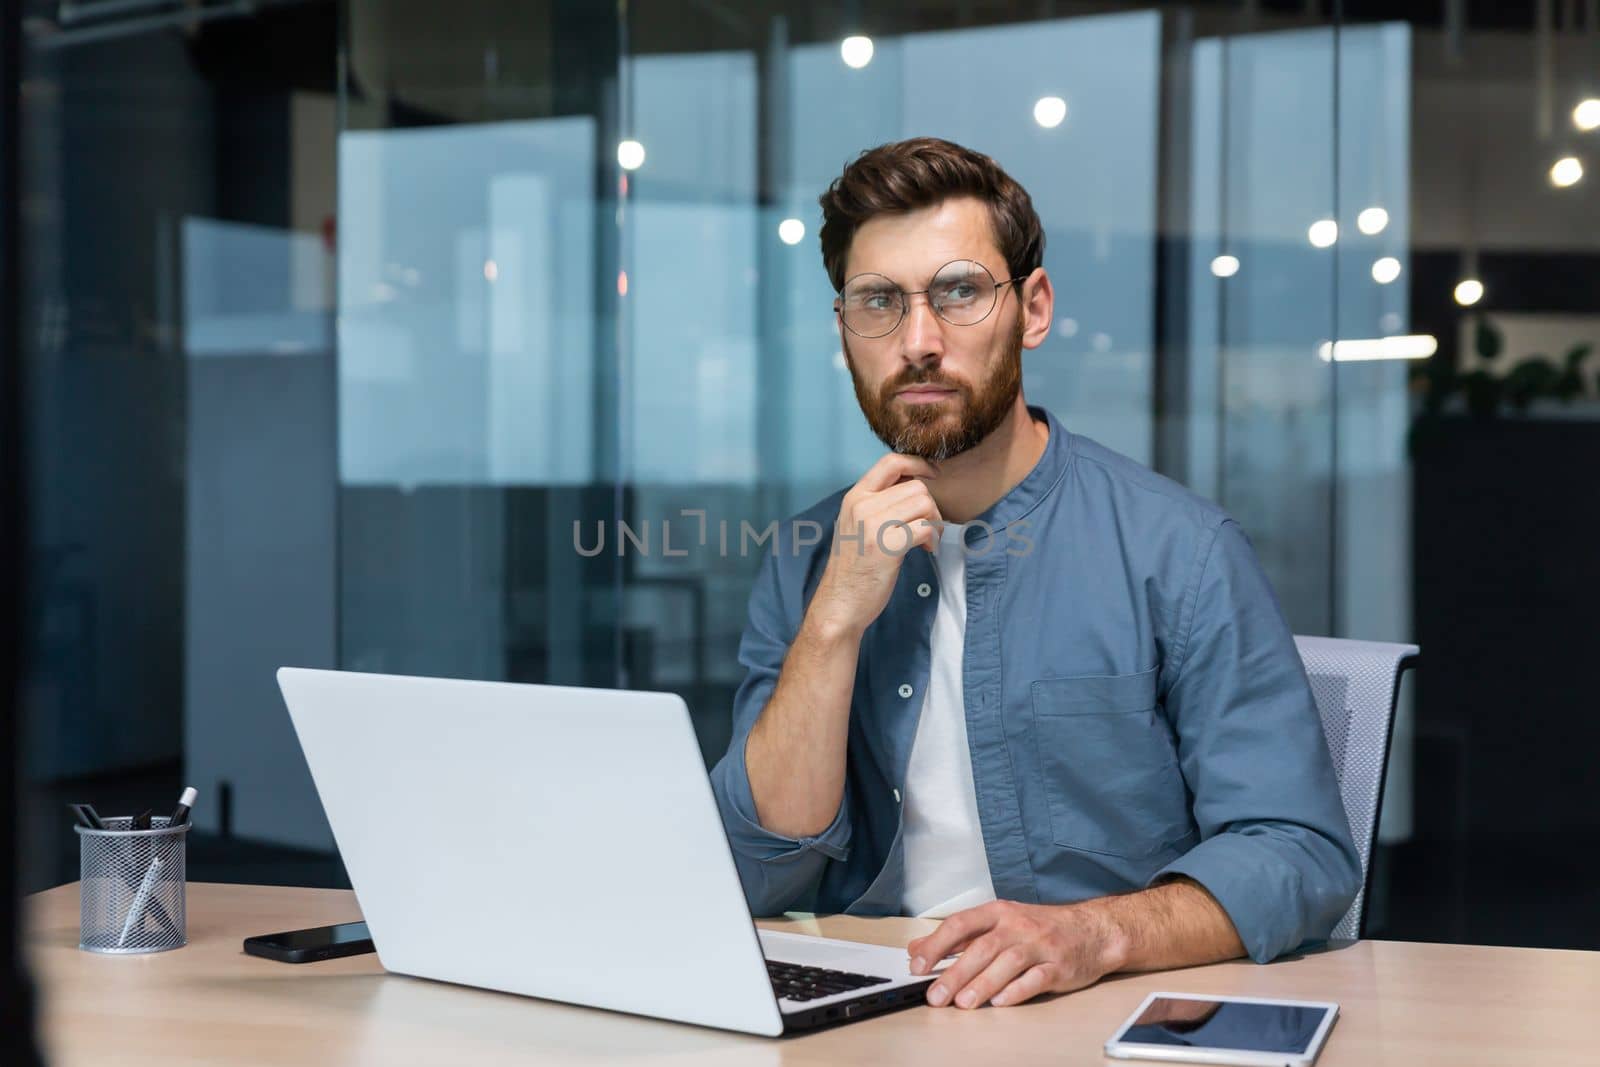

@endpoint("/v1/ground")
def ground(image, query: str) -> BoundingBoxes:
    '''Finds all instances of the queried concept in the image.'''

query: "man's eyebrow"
[849,258,995,287]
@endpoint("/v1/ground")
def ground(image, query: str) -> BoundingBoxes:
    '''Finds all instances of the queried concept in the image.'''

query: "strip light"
[1316,335,1437,362]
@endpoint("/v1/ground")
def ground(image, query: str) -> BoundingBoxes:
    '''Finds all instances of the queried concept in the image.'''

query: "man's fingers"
[990,963,1055,1008]
[925,936,1011,1008]
[842,459,946,557]
[907,935,975,975]
[853,496,944,557]
[907,906,989,972]
[856,452,941,492]
[947,945,1040,1009]
[922,935,1005,1008]
[852,515,935,557]
[858,477,938,515]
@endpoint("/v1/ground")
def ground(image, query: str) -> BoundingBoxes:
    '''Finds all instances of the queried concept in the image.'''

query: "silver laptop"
[275,667,937,1035]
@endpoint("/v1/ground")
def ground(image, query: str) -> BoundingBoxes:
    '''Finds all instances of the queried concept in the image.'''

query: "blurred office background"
[9,1,1599,950]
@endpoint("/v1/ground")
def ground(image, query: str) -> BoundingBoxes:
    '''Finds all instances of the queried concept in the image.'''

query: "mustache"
[881,366,967,395]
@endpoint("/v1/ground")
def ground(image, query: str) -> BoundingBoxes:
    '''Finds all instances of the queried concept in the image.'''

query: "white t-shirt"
[900,523,998,919]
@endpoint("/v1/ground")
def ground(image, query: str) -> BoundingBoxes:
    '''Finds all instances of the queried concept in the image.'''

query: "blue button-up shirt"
[709,407,1361,963]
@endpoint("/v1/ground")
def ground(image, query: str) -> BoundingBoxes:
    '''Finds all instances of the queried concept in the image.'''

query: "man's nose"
[898,293,945,365]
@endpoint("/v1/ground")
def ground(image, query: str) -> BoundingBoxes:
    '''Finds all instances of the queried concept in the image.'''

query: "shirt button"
[897,683,913,699]
[916,582,931,598]
[893,788,902,803]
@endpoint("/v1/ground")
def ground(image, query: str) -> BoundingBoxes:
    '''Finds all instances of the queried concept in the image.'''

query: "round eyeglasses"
[834,259,1024,339]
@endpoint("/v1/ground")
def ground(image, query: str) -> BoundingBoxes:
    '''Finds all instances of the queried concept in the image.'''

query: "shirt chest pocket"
[1029,668,1195,859]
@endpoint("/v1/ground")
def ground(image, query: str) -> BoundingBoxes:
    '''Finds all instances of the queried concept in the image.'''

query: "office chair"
[1293,635,1419,940]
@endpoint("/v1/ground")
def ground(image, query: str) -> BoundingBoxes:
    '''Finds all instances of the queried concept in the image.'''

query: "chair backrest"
[1293,635,1419,940]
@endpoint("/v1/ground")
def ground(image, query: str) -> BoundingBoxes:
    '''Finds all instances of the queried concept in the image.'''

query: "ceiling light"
[1357,207,1389,235]
[1550,156,1584,187]
[1453,279,1484,306]
[841,36,874,69]
[1308,219,1338,248]
[1317,335,1437,362]
[617,140,646,171]
[1574,99,1600,132]
[1033,96,1067,128]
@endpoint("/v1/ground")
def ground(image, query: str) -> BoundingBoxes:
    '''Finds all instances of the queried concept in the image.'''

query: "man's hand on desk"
[904,899,1121,1009]
[904,878,1246,1009]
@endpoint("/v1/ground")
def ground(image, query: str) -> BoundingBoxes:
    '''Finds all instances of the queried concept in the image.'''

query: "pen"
[117,855,164,948]
[168,786,198,827]
[67,803,105,830]
[131,808,153,831]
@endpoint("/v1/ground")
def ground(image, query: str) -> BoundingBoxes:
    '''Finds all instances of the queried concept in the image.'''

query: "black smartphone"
[243,921,375,964]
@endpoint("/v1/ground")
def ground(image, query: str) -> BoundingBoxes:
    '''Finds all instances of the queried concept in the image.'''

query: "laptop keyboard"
[767,960,892,1002]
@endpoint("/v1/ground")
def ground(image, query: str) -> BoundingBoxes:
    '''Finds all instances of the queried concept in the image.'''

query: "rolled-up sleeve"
[1149,520,1362,962]
[709,551,852,915]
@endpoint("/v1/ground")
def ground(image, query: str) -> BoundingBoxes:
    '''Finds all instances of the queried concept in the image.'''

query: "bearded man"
[709,137,1360,1011]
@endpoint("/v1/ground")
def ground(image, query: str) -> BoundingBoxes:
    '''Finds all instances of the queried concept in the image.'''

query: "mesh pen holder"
[76,816,188,954]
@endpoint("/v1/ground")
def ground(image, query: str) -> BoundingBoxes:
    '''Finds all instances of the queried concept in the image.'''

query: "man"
[709,137,1360,1011]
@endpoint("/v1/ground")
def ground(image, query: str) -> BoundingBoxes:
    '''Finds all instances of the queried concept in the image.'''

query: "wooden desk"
[26,881,1600,1066]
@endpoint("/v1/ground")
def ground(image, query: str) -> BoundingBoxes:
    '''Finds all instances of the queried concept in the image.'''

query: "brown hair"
[817,137,1045,292]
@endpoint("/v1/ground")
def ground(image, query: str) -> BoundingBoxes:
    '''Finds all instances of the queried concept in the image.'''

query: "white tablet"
[1104,992,1339,1067]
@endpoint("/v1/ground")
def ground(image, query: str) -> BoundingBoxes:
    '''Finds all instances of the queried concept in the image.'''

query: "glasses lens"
[840,274,904,338]
[930,261,997,326]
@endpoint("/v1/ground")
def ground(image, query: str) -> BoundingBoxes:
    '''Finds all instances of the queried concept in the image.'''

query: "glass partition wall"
[330,2,1590,947]
[337,3,1395,752]
[17,1,1596,950]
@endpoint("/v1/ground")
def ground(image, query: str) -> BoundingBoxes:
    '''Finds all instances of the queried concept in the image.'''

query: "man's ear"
[1019,268,1054,350]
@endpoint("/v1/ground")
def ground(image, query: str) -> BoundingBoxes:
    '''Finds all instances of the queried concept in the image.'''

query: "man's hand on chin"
[904,899,1127,1009]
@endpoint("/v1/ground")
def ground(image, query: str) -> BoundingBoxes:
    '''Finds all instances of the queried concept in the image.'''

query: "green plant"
[1409,319,1595,419]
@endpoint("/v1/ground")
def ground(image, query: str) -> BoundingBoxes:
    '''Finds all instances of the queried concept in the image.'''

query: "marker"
[168,786,198,827]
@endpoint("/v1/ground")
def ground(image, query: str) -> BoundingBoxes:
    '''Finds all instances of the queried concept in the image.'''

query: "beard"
[844,311,1024,461]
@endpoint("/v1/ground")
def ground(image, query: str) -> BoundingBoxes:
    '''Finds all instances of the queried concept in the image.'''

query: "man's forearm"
[1075,876,1245,975]
[743,610,862,839]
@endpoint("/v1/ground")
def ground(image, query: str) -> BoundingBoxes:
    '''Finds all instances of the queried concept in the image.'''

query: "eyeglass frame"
[832,258,1029,339]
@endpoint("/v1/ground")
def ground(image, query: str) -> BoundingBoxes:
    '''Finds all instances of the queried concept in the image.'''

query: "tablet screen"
[1118,997,1331,1055]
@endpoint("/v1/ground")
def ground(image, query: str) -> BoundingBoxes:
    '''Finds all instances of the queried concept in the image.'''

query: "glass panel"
[8,0,1594,956]
[336,3,1335,766]
[1189,27,1339,634]
[1332,23,1414,846]
[330,1,1600,953]
[338,1,622,693]
[18,1,344,881]
[603,11,1171,760]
